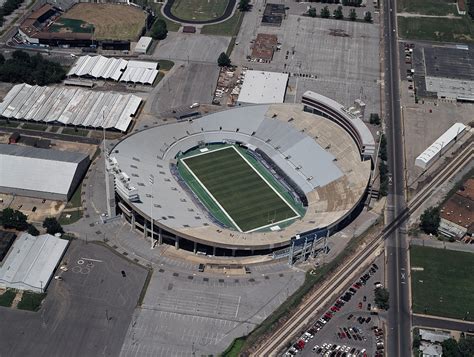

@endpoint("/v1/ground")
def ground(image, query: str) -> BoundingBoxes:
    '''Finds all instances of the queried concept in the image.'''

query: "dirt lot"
[61,3,146,41]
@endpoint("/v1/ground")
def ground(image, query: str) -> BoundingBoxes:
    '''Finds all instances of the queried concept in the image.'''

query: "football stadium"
[110,95,375,257]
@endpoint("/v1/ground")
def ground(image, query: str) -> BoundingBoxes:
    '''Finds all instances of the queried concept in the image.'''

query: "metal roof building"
[67,55,127,81]
[119,60,159,84]
[0,143,90,201]
[237,70,288,104]
[0,233,69,293]
[67,55,158,84]
[0,83,142,132]
[134,36,153,54]
[415,123,467,170]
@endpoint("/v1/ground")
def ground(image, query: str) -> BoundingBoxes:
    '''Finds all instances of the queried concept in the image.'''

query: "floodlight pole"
[149,174,155,249]
[102,107,112,218]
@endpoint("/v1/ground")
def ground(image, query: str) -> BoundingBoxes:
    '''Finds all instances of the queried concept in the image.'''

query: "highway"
[382,0,412,353]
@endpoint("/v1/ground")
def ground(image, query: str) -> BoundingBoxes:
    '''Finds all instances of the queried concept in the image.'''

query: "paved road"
[413,315,474,332]
[382,0,411,355]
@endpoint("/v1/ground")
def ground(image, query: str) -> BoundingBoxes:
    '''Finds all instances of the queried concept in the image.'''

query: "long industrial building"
[0,144,90,201]
[0,83,142,132]
[67,55,159,85]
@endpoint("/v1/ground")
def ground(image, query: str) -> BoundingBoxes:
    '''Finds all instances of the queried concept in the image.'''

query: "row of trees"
[0,51,66,85]
[309,0,363,5]
[238,0,251,11]
[378,134,388,196]
[0,208,64,236]
[0,0,24,27]
[308,6,372,22]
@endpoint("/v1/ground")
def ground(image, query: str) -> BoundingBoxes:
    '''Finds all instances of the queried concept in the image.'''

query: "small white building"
[134,36,153,54]
[237,70,288,105]
[415,123,467,170]
[0,233,69,293]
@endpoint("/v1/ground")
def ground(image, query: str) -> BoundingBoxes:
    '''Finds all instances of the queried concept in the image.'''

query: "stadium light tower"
[149,174,155,249]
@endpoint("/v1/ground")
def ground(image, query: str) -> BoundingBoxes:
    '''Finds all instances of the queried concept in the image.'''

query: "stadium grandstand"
[67,55,159,85]
[18,4,93,47]
[110,101,374,256]
[0,83,142,132]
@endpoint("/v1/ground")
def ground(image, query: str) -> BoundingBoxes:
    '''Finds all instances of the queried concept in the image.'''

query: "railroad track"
[252,143,473,356]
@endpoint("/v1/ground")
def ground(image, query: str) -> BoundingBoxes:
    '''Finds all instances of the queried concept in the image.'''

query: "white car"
[189,102,200,109]
[54,276,63,280]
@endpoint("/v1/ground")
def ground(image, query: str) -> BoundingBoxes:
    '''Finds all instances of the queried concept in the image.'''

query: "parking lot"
[120,262,305,356]
[0,240,147,357]
[285,256,385,357]
[232,2,381,115]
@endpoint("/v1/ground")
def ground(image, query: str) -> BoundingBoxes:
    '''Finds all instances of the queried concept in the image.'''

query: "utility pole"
[149,174,155,249]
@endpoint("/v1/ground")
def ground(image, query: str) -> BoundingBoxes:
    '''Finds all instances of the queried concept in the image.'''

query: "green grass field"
[0,289,16,307]
[181,146,300,232]
[397,0,457,16]
[17,291,46,311]
[398,16,474,43]
[411,246,474,320]
[201,10,243,37]
[170,0,229,21]
[49,18,93,33]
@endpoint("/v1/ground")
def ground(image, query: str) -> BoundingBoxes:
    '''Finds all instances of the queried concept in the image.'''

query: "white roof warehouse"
[0,83,142,132]
[0,233,69,293]
[0,144,90,201]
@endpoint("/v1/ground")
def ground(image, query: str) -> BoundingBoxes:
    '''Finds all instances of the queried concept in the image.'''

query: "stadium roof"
[67,56,158,84]
[0,143,88,198]
[0,83,142,131]
[415,122,467,169]
[0,233,69,293]
[238,70,288,104]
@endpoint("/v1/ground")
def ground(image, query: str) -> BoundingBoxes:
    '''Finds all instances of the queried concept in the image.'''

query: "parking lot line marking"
[81,257,103,262]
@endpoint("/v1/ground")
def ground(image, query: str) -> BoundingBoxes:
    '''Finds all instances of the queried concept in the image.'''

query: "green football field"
[181,146,300,232]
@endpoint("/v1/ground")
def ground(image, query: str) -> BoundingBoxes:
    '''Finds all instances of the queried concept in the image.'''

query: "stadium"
[110,93,375,257]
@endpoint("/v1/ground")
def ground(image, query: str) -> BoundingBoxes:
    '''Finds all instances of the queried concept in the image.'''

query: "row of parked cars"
[283,264,379,356]
[372,327,384,357]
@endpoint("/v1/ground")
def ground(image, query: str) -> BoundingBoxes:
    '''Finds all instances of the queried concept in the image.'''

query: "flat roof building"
[0,233,69,293]
[251,34,278,62]
[0,144,90,201]
[237,70,288,104]
[134,36,152,54]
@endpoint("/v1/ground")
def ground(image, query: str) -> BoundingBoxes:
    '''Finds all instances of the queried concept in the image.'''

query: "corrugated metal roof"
[0,143,88,196]
[119,67,159,84]
[0,84,142,131]
[68,56,157,82]
[0,233,69,293]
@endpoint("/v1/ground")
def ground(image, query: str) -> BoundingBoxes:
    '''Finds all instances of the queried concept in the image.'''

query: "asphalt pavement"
[382,0,412,355]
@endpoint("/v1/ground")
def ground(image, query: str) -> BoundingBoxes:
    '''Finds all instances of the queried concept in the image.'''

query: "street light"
[149,174,155,249]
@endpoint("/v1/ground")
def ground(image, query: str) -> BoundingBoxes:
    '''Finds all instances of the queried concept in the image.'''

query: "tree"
[364,11,372,22]
[349,8,357,21]
[379,134,387,161]
[1,208,28,231]
[420,207,440,235]
[150,19,168,40]
[333,6,344,19]
[374,287,389,310]
[308,7,317,17]
[27,224,40,236]
[320,6,330,18]
[442,338,460,357]
[217,52,231,67]
[369,113,381,125]
[43,217,64,235]
[0,53,5,66]
[238,0,251,11]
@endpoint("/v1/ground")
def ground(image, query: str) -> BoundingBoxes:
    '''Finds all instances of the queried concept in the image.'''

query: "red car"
[297,340,305,349]
[353,283,360,289]
[358,302,363,309]
[331,306,339,312]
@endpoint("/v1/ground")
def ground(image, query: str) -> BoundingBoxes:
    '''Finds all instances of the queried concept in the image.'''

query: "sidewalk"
[411,237,474,254]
